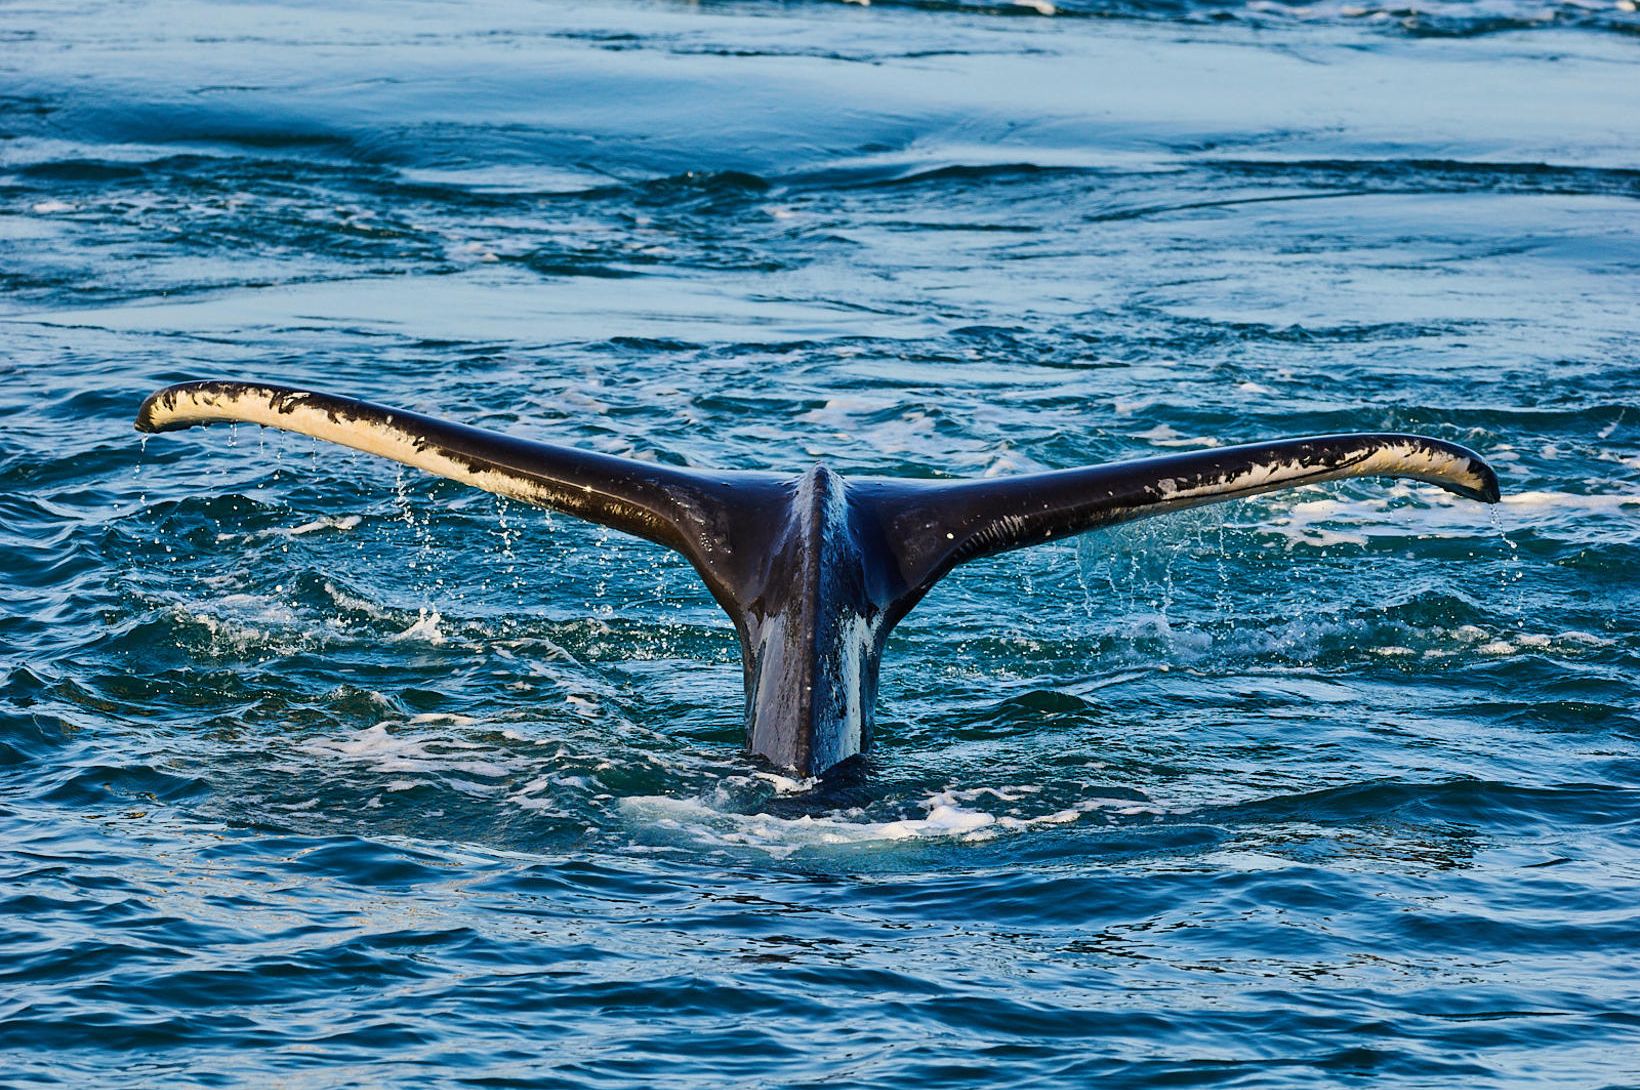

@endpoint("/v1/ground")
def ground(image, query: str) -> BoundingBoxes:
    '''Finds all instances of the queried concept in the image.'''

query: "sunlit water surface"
[3,0,1639,1086]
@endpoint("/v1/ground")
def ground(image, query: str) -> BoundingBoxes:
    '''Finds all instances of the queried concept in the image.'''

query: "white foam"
[1437,625,1613,658]
[1260,484,1638,548]
[795,396,938,456]
[752,771,817,795]
[1131,424,1222,449]
[215,593,298,623]
[620,787,1154,857]
[321,581,394,622]
[981,450,1039,478]
[506,771,589,814]
[1502,490,1638,512]
[284,514,361,536]
[297,722,523,780]
[1271,499,1371,547]
[390,608,446,645]
[172,595,325,655]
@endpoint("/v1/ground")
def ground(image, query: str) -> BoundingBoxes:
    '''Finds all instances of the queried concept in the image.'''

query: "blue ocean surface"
[3,0,1639,1086]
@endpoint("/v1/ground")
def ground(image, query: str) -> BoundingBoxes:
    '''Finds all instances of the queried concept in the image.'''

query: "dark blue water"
[4,1,1639,1086]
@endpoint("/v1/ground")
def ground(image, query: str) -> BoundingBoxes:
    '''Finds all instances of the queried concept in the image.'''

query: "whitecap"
[390,608,446,645]
[283,514,362,536]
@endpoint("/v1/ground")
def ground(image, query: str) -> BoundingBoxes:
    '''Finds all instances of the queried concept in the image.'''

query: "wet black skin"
[137,381,1501,777]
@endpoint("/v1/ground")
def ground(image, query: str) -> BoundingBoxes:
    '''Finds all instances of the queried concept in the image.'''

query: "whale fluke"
[861,434,1500,619]
[137,380,1500,776]
[135,380,789,614]
[136,379,728,551]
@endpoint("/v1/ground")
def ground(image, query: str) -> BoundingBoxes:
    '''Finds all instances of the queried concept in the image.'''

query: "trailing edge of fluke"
[136,380,1501,777]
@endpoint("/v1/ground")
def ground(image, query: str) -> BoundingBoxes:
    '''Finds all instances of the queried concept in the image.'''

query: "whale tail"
[137,380,1500,775]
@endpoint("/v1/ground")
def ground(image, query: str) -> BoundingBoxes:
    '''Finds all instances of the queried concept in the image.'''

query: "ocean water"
[3,0,1639,1085]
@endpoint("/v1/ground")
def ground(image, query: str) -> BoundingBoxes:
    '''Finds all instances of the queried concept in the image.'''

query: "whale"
[136,380,1500,777]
